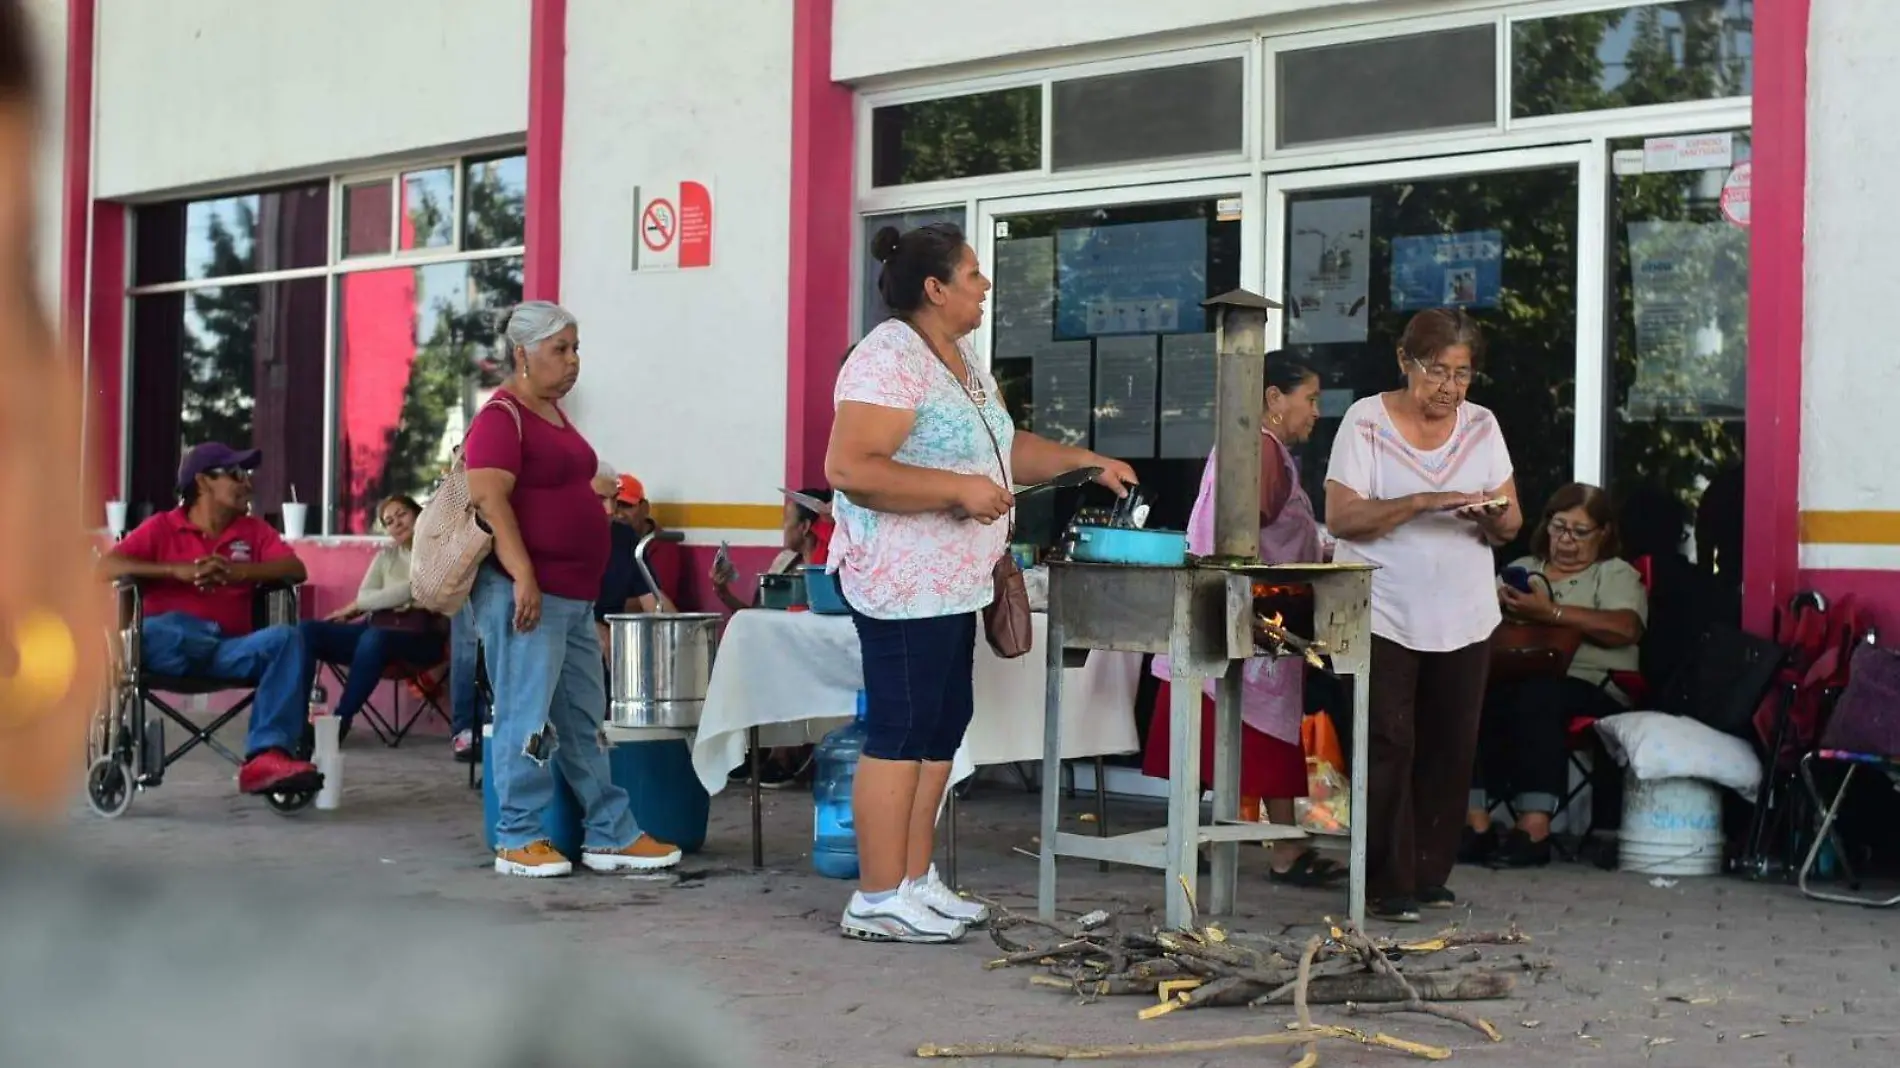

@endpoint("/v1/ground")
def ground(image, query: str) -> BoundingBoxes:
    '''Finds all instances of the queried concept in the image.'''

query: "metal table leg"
[1209,666,1243,915]
[1038,616,1067,921]
[748,725,763,869]
[1165,669,1204,930]
[1347,667,1370,929]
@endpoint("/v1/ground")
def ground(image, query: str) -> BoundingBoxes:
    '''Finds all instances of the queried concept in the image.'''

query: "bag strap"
[897,319,1014,540]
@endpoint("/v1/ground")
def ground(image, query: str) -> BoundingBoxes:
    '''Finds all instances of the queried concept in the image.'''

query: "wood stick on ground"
[915,1026,1451,1061]
[1292,935,1322,1068]
[1347,928,1502,1042]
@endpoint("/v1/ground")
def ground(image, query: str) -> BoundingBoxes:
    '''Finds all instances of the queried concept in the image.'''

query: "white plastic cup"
[316,753,344,811]
[281,501,308,540]
[105,501,127,538]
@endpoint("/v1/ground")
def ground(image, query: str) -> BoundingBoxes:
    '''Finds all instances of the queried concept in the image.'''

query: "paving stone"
[61,739,1900,1067]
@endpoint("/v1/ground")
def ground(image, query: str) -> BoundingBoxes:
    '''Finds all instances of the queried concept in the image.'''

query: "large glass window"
[333,258,520,533]
[1513,1,1753,119]
[986,196,1242,536]
[1051,58,1245,170]
[127,152,528,534]
[128,279,328,528]
[1276,26,1497,148]
[870,87,1042,187]
[1607,130,1749,577]
[1278,165,1581,557]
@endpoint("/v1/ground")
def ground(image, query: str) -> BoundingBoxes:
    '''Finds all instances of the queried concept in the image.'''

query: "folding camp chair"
[87,579,319,818]
[1797,633,1900,907]
[324,659,451,747]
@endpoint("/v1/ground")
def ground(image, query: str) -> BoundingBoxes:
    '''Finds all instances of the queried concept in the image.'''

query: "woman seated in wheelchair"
[100,443,323,797]
[298,494,447,743]
[1464,482,1648,869]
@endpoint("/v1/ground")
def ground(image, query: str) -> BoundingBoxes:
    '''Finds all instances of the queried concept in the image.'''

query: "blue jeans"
[448,603,480,734]
[470,567,638,851]
[139,612,311,759]
[298,621,447,723]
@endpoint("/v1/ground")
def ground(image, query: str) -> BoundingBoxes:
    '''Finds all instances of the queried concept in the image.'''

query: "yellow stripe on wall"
[650,502,785,530]
[1799,511,1900,545]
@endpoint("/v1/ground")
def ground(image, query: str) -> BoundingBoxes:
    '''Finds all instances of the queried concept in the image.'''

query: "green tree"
[180,203,260,447]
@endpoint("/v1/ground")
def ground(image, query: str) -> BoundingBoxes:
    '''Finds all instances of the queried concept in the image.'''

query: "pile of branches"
[917,891,1547,1063]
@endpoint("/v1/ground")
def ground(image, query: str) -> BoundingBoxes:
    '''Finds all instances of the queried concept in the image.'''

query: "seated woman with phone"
[1466,482,1648,868]
[712,487,834,788]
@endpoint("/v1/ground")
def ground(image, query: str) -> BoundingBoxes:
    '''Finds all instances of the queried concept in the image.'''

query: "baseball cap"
[615,474,647,506]
[177,442,262,491]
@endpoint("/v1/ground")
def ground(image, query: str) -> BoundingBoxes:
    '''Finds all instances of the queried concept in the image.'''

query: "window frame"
[123,147,529,538]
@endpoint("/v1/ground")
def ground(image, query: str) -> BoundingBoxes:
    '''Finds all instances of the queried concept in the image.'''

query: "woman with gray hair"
[464,301,680,877]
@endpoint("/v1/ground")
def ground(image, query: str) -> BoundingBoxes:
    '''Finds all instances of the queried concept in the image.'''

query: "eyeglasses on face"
[1410,358,1475,387]
[1547,518,1599,542]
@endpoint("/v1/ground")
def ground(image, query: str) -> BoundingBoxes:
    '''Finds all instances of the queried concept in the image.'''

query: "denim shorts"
[850,609,978,762]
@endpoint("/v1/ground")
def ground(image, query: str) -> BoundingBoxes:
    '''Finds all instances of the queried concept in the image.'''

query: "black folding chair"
[1797,633,1900,907]
[87,580,319,818]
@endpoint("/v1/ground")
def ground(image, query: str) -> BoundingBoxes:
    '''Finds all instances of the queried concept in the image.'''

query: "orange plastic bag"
[1301,711,1344,773]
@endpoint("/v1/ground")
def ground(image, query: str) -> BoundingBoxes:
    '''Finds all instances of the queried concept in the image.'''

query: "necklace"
[908,321,989,406]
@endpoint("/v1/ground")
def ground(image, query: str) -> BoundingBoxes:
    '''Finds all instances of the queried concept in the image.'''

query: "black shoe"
[1371,897,1422,923]
[757,762,798,790]
[1418,885,1457,909]
[336,719,353,746]
[1491,828,1553,869]
[1457,825,1498,866]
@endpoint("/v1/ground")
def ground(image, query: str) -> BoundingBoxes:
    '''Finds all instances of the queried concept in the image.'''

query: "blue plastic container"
[1070,525,1188,567]
[610,738,711,854]
[811,692,868,879]
[481,725,583,860]
[803,564,849,615]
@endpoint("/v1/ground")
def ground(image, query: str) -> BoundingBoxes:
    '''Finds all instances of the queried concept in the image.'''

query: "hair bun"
[870,226,902,264]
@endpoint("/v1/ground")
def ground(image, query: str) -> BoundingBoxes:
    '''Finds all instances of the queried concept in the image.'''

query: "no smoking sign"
[633,181,715,271]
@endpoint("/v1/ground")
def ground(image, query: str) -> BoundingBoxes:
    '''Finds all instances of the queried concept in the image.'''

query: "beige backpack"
[410,396,522,614]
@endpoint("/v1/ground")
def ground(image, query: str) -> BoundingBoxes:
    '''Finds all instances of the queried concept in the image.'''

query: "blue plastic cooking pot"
[1069,525,1188,567]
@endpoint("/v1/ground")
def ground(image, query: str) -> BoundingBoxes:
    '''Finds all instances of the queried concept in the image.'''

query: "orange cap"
[615,474,646,505]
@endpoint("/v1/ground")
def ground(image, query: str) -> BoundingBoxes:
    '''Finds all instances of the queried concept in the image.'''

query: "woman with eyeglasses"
[298,494,448,742]
[1465,483,1647,868]
[1323,307,1522,922]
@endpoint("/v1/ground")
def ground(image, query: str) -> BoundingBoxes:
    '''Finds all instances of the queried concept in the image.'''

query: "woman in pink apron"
[1143,356,1342,885]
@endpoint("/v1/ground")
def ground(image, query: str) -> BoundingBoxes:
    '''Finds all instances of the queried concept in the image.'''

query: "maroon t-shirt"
[463,393,610,602]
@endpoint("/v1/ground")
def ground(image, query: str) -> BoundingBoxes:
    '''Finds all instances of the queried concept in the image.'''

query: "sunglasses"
[204,466,253,482]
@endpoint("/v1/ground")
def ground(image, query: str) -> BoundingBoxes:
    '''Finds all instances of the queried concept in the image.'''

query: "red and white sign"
[1642,132,1734,174]
[1721,162,1751,229]
[633,180,714,271]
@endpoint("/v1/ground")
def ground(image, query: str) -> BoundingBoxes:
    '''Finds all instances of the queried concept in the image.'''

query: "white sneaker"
[905,865,991,927]
[840,890,967,944]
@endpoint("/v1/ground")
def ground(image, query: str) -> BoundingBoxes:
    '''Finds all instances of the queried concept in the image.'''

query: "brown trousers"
[1366,635,1491,901]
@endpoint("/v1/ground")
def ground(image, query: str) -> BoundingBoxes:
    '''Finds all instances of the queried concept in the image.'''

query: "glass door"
[976,180,1261,539]
[1264,146,1607,552]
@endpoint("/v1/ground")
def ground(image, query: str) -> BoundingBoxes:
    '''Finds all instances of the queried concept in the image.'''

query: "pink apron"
[1151,433,1320,746]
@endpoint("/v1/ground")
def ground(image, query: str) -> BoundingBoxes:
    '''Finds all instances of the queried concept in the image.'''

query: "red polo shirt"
[114,508,297,636]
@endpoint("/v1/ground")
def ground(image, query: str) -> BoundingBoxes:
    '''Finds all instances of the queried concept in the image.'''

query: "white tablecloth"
[690,610,1141,795]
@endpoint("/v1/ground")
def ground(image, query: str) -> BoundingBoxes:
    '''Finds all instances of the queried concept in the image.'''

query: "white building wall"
[1800,0,1900,568]
[832,0,1393,81]
[92,0,528,198]
[25,0,65,313]
[560,0,793,529]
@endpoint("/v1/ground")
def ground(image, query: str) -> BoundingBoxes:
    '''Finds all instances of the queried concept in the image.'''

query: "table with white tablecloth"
[690,609,1142,870]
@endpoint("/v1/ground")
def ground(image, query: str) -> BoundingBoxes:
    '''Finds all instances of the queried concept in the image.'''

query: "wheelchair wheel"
[265,789,317,815]
[85,756,134,818]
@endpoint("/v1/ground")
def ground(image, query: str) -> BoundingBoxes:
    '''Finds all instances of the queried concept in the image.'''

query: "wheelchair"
[86,579,320,818]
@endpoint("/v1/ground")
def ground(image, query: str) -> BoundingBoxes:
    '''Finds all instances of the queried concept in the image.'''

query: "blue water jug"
[811,692,868,879]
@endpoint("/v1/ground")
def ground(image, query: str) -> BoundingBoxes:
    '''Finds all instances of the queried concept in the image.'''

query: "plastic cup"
[105,500,127,538]
[281,501,308,539]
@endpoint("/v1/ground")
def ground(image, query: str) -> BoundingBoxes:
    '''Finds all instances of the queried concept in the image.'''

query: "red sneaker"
[238,749,324,795]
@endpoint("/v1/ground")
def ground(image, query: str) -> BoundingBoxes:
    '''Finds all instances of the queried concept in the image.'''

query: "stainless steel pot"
[604,613,723,729]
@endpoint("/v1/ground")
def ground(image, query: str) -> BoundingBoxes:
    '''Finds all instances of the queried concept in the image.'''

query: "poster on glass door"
[1286,197,1371,344]
[1390,230,1502,311]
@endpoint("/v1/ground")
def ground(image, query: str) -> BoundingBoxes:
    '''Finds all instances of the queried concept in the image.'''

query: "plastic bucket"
[803,565,849,615]
[1618,775,1724,877]
[480,725,583,861]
